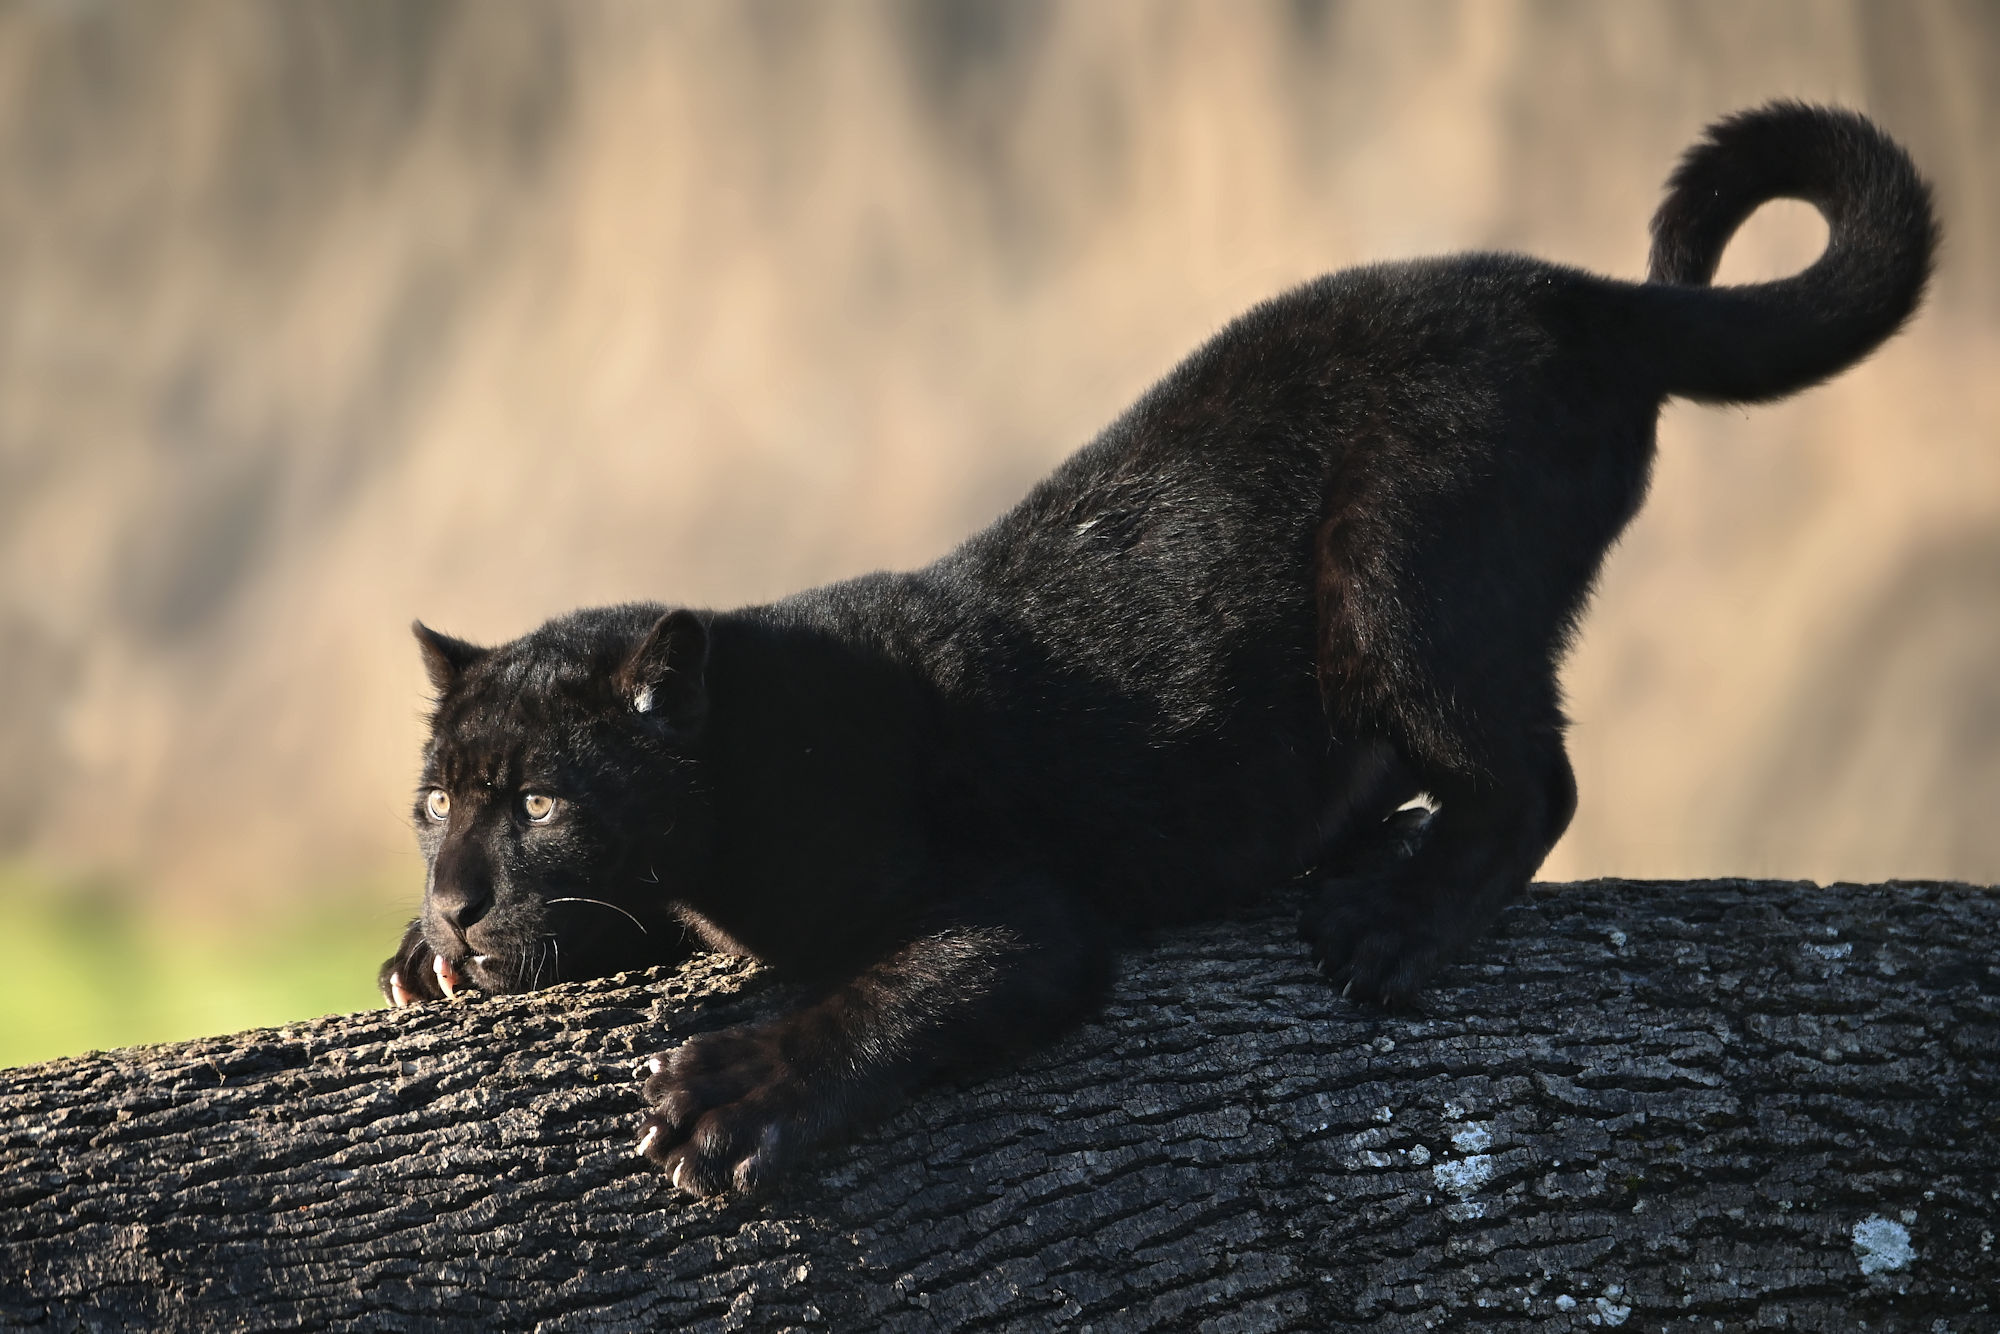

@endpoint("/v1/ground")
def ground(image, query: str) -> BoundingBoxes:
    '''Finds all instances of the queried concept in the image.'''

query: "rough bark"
[2,878,1997,1333]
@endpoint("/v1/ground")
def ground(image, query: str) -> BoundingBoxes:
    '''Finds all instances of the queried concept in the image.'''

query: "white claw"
[638,1125,659,1156]
[671,1159,685,1191]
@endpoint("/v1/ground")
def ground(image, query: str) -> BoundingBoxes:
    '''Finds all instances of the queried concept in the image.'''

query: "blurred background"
[3,0,1996,1066]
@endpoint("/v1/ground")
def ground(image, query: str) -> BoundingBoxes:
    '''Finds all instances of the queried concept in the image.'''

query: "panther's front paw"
[1299,878,1445,1008]
[378,922,467,1007]
[634,1024,815,1197]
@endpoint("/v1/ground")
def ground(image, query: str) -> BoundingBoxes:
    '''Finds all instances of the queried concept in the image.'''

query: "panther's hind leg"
[1301,742,1575,1005]
[1311,745,1429,881]
[1316,802,1435,881]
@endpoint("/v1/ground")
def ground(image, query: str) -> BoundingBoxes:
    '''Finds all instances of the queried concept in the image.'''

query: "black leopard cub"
[381,104,1935,1196]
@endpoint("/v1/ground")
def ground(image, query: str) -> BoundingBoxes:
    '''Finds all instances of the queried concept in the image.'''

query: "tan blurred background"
[2,0,1996,940]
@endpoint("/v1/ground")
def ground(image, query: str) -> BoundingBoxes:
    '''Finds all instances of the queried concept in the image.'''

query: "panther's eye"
[522,792,557,824]
[425,789,450,822]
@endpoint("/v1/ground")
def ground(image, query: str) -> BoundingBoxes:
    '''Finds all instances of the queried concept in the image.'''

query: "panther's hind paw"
[1299,880,1446,1009]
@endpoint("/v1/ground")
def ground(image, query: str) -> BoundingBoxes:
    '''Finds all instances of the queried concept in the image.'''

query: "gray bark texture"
[3,878,1998,1333]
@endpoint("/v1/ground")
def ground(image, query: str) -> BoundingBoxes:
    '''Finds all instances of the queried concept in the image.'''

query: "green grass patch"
[0,865,417,1069]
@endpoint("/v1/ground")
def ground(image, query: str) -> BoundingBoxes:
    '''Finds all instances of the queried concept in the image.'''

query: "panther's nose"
[432,882,491,931]
[427,840,494,933]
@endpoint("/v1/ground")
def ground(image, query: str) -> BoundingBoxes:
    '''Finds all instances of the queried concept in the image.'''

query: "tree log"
[3,879,1997,1332]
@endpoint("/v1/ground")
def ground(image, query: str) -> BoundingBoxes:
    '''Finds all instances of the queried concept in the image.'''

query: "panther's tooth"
[433,953,461,998]
[389,971,412,1008]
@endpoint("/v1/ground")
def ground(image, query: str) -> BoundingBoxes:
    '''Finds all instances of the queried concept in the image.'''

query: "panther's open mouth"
[385,952,499,1005]
[434,953,470,997]
[440,952,514,996]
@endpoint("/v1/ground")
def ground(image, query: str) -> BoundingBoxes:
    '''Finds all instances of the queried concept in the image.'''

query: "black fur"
[380,104,1935,1196]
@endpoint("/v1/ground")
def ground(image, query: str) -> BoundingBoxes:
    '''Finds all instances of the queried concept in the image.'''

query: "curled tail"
[1639,101,1938,404]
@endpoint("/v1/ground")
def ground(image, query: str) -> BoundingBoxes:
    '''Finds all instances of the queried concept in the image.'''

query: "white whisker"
[546,897,651,934]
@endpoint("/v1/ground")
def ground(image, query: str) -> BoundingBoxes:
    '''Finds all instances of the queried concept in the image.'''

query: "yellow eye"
[425,789,450,822]
[523,792,556,823]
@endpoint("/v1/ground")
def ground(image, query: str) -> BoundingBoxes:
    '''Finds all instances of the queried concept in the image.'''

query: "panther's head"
[399,604,709,996]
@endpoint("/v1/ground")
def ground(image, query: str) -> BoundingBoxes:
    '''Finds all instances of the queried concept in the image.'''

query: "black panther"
[380,104,1935,1197]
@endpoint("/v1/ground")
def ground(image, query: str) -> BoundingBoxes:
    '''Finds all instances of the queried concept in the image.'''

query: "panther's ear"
[412,621,487,695]
[617,609,709,728]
